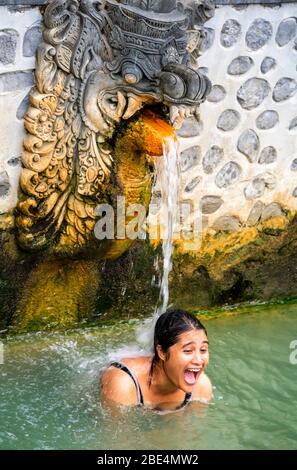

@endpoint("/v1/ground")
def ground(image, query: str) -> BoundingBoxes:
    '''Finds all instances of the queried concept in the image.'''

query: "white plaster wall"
[175,3,297,230]
[0,6,41,214]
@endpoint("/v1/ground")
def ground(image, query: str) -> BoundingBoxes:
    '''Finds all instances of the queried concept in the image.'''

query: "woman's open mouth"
[184,368,202,386]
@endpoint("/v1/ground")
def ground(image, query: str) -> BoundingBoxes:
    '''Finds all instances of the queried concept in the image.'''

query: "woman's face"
[160,328,209,393]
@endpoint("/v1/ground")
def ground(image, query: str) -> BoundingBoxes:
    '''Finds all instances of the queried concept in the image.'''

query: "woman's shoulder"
[100,363,138,406]
[192,372,212,402]
[100,356,151,406]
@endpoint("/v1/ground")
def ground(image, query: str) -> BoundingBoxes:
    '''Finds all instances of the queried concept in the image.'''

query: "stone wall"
[170,2,297,236]
[0,5,41,215]
[1,1,297,330]
[1,2,297,236]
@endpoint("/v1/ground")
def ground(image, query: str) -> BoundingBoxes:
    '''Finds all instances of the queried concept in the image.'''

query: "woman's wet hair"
[149,308,207,384]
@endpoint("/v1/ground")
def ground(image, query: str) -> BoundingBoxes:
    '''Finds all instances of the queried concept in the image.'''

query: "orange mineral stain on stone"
[103,110,175,260]
[141,109,176,156]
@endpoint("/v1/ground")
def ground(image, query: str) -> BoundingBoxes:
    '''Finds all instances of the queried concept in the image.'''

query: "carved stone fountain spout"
[10,0,214,331]
[15,0,213,256]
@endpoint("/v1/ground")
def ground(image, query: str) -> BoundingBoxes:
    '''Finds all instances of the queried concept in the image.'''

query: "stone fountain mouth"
[106,82,209,130]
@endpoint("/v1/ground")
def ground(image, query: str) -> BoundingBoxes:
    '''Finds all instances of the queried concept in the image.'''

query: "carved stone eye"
[100,94,118,112]
[106,96,118,110]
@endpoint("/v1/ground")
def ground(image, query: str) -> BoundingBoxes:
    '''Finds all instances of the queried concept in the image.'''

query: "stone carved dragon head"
[15,0,213,254]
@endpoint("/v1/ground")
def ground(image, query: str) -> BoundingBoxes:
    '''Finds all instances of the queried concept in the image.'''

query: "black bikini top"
[109,361,192,409]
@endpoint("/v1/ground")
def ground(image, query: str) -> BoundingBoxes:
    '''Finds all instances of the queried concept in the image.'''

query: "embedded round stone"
[0,171,10,197]
[200,28,215,52]
[293,188,297,197]
[227,56,254,75]
[180,146,201,172]
[202,146,223,174]
[276,18,297,47]
[177,118,203,138]
[246,201,264,226]
[237,129,260,162]
[16,92,30,120]
[200,196,223,214]
[212,215,241,232]
[0,29,18,65]
[290,158,297,171]
[244,178,265,200]
[246,19,273,50]
[237,78,270,110]
[273,78,297,102]
[23,24,42,57]
[260,57,276,74]
[0,71,35,93]
[256,110,279,130]
[7,156,21,166]
[207,85,226,103]
[258,147,277,164]
[289,117,297,131]
[261,203,282,222]
[217,109,240,132]
[215,161,241,188]
[198,67,208,75]
[184,176,201,193]
[220,19,241,48]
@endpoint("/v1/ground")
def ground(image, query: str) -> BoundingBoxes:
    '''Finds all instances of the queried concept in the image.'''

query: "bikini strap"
[174,391,192,410]
[108,361,144,405]
[184,392,192,405]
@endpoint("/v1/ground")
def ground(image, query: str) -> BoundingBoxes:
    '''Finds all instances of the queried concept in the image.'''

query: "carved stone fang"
[123,94,145,120]
[169,105,179,127]
[169,104,192,129]
[116,91,127,119]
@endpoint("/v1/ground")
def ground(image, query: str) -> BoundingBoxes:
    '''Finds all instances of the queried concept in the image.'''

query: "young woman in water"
[100,309,212,411]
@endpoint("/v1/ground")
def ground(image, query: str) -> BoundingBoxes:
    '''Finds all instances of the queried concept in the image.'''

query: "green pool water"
[0,302,297,450]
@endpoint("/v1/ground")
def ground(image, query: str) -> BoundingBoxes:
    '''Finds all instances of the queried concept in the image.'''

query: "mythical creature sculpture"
[15,0,214,255]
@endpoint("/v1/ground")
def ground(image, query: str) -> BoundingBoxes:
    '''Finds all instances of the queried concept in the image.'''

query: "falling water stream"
[157,137,180,314]
[136,137,180,347]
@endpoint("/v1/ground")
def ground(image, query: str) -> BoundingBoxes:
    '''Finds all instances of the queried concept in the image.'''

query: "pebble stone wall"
[170,2,297,234]
[0,5,41,215]
[1,3,297,239]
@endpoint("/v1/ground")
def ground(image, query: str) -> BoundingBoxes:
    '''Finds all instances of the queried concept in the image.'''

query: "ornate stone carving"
[16,0,213,253]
